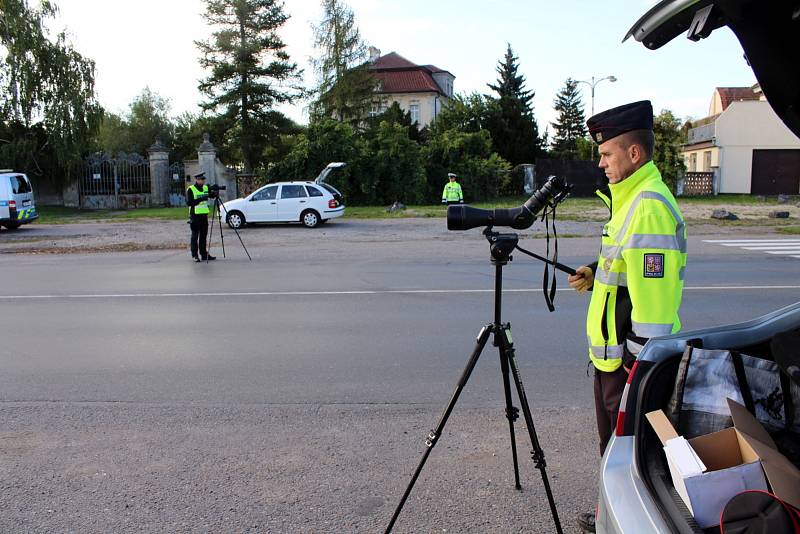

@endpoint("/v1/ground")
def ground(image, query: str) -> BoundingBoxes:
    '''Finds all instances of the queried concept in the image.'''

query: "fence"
[168,162,188,207]
[679,171,716,196]
[533,159,606,197]
[79,153,151,209]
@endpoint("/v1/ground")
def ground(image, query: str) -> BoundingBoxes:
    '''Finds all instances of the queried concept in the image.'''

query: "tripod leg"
[501,327,564,534]
[385,324,493,534]
[217,201,252,261]
[206,204,215,263]
[496,325,522,490]
[216,199,226,258]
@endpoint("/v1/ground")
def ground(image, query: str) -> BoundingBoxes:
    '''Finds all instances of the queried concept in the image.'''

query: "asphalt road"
[2,225,800,533]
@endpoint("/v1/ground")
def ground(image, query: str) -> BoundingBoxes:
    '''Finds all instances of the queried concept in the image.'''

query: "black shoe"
[203,255,216,261]
[193,256,201,263]
[577,512,596,532]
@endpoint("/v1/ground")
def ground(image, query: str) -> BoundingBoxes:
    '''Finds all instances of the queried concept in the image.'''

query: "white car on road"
[221,163,346,229]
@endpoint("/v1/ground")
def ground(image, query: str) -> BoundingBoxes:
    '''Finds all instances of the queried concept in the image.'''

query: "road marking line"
[703,238,800,246]
[2,286,800,300]
[765,250,800,255]
[741,245,800,250]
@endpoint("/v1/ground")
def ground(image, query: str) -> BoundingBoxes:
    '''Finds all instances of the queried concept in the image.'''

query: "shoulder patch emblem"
[644,253,665,278]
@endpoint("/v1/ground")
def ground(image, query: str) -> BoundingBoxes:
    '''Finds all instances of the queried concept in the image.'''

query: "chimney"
[368,46,381,63]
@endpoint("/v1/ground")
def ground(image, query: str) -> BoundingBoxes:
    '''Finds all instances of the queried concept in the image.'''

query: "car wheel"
[227,211,245,229]
[4,222,21,230]
[301,209,320,228]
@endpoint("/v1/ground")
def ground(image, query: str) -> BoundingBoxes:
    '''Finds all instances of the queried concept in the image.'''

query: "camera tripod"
[385,227,563,533]
[207,194,252,262]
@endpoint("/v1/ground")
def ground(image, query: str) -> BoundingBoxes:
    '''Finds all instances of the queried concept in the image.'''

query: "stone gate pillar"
[148,138,170,207]
[197,133,217,184]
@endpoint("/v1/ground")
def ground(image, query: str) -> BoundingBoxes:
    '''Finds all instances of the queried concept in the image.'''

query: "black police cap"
[586,100,653,144]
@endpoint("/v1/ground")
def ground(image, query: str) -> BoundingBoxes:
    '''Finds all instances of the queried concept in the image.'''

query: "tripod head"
[484,228,518,265]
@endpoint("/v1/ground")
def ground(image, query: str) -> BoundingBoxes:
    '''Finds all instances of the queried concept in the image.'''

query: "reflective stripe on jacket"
[188,184,210,215]
[442,182,463,202]
[586,161,687,372]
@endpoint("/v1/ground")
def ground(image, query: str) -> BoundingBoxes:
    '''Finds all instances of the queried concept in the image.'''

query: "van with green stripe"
[0,171,38,229]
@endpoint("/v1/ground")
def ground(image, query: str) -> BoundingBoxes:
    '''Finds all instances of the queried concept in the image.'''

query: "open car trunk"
[630,303,800,533]
[625,0,800,139]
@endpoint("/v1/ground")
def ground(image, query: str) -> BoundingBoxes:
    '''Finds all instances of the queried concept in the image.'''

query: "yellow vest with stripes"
[586,161,687,372]
[188,184,210,215]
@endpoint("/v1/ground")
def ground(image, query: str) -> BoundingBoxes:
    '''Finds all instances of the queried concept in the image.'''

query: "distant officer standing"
[186,172,216,262]
[441,172,464,205]
[568,101,687,532]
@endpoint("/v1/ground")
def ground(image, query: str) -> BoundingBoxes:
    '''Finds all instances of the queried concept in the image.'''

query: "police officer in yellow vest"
[186,172,217,262]
[569,100,687,533]
[441,173,464,205]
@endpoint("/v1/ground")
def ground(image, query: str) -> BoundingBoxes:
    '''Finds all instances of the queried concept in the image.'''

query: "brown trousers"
[594,367,629,455]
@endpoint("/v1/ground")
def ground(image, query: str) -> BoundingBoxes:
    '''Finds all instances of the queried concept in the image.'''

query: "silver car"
[598,2,800,531]
[597,302,800,533]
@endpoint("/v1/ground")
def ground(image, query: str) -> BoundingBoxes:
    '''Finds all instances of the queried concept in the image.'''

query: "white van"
[0,170,38,229]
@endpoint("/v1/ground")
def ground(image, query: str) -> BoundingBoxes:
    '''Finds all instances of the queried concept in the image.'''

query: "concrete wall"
[715,101,800,193]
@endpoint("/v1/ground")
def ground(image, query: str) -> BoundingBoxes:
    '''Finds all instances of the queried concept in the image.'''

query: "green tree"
[366,101,422,143]
[653,109,686,192]
[485,44,542,165]
[550,78,587,158]
[311,0,376,124]
[431,93,496,134]
[96,88,174,155]
[366,121,426,204]
[197,0,303,174]
[0,0,101,181]
[423,128,510,202]
[267,118,366,201]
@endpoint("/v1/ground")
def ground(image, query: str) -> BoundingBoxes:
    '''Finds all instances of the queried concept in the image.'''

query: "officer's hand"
[459,199,464,203]
[441,199,447,204]
[568,266,594,293]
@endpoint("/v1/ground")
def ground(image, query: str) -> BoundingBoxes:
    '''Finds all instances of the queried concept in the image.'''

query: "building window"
[409,103,420,124]
[368,101,387,118]
[703,151,712,172]
[689,153,697,172]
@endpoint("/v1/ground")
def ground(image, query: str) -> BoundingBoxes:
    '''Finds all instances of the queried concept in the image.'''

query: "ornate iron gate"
[79,153,151,209]
[169,161,188,206]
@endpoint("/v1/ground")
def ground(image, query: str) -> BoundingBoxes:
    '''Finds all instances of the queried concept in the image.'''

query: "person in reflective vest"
[186,172,216,262]
[569,100,687,534]
[441,173,464,204]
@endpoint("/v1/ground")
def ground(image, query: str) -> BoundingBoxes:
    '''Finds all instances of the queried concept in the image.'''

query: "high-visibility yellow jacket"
[188,184,210,215]
[586,161,687,372]
[442,182,463,202]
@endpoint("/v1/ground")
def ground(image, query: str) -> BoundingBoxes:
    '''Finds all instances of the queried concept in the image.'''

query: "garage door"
[750,149,800,194]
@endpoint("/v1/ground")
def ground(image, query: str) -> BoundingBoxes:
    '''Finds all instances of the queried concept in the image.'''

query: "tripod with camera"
[386,176,574,534]
[207,184,252,262]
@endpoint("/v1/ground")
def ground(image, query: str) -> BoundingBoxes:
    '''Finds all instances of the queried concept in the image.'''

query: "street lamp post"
[577,75,617,159]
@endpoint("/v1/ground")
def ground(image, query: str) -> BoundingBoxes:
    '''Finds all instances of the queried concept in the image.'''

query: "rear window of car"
[280,185,307,199]
[320,184,341,197]
[10,175,31,194]
[305,186,324,197]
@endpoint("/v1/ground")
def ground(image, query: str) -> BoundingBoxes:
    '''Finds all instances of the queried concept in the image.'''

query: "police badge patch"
[643,253,664,278]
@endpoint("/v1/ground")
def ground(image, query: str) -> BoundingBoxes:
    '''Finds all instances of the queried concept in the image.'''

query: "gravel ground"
[0,214,793,255]
[0,403,595,534]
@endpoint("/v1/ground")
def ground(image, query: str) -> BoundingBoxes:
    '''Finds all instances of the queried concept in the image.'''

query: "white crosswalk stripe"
[703,238,800,259]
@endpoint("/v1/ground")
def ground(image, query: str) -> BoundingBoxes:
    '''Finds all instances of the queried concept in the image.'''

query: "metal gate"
[168,161,188,207]
[79,153,151,209]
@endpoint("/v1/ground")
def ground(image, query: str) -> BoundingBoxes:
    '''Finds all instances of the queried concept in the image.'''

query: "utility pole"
[577,75,617,159]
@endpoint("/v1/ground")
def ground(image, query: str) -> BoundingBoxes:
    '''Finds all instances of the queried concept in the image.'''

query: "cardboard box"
[647,399,800,528]
[646,404,766,527]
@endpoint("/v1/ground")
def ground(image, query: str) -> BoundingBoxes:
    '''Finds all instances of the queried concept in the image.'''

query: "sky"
[48,0,757,132]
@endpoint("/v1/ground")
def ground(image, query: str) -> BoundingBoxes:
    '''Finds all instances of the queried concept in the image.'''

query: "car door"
[276,184,309,221]
[247,185,278,222]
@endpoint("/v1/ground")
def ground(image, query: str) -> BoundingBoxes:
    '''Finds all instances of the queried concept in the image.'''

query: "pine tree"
[550,78,587,159]
[311,0,377,124]
[196,0,302,173]
[485,44,542,165]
